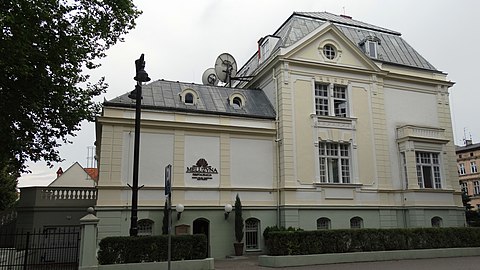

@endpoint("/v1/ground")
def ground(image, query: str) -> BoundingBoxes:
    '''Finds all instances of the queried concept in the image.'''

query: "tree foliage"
[0,164,18,211]
[0,0,141,174]
[235,194,244,243]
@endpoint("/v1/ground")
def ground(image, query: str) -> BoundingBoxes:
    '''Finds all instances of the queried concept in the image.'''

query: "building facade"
[95,12,463,258]
[457,141,480,209]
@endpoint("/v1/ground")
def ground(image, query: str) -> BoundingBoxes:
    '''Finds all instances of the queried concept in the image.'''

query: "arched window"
[184,93,194,104]
[316,217,331,230]
[431,216,443,227]
[245,218,260,250]
[138,219,154,236]
[350,216,363,229]
[232,97,242,109]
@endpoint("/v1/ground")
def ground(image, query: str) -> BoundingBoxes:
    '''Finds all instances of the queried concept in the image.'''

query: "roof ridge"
[293,11,401,36]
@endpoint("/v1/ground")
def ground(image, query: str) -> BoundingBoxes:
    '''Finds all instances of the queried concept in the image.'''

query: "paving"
[214,255,480,270]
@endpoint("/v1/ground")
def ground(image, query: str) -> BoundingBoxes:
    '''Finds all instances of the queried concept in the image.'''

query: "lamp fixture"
[176,204,184,220]
[224,203,232,219]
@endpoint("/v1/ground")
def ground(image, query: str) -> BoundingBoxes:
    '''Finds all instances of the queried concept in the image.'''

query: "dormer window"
[232,97,242,109]
[366,40,377,58]
[184,93,194,104]
[359,35,381,59]
[179,88,198,105]
[229,93,246,109]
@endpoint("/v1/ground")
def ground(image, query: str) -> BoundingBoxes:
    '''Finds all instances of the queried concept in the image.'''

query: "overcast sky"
[18,0,480,187]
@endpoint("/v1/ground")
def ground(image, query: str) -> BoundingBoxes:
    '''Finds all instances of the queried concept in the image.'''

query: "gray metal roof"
[456,142,480,153]
[238,12,437,78]
[104,80,276,120]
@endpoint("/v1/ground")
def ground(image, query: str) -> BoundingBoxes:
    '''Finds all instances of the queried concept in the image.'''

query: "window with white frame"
[366,40,378,58]
[471,161,478,174]
[459,163,466,175]
[319,142,350,183]
[416,152,442,189]
[314,83,348,117]
[474,181,480,195]
[245,218,260,250]
[316,217,331,230]
[461,182,468,194]
[401,152,408,189]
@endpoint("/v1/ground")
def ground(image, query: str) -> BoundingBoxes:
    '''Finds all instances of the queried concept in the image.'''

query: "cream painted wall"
[293,78,316,184]
[351,84,376,186]
[384,87,439,189]
[184,135,220,188]
[121,132,174,187]
[230,138,274,188]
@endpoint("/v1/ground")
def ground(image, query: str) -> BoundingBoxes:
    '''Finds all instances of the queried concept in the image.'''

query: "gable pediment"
[280,23,381,72]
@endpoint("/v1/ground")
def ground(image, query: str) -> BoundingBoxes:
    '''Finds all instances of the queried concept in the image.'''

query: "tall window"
[459,163,466,175]
[416,152,442,189]
[461,182,468,194]
[474,181,480,195]
[401,152,408,189]
[319,142,350,183]
[314,83,348,117]
[350,217,363,229]
[471,161,478,173]
[316,218,331,230]
[333,86,347,117]
[315,84,329,116]
[245,218,260,250]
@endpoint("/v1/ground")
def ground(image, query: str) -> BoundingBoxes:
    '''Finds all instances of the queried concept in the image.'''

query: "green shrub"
[264,227,480,256]
[98,234,207,265]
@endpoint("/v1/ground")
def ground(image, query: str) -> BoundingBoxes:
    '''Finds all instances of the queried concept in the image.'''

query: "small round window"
[323,44,336,60]
[232,97,242,109]
[184,93,194,104]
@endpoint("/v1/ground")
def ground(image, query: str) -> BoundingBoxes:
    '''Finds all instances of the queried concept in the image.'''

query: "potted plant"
[234,194,244,256]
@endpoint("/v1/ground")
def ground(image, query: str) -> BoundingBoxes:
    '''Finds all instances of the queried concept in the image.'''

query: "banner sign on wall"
[186,158,218,181]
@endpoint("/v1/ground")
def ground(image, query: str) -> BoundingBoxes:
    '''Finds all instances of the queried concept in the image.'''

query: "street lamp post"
[128,54,150,236]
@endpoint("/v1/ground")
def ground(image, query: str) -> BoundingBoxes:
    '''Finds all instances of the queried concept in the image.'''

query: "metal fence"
[0,226,80,269]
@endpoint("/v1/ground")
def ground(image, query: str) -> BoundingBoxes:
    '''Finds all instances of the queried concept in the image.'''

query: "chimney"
[56,167,64,178]
[257,37,264,60]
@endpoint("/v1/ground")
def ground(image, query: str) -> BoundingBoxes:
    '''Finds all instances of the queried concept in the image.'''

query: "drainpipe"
[273,68,281,227]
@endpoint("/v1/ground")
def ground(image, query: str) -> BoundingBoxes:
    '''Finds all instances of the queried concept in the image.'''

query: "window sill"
[313,116,356,130]
[314,183,362,188]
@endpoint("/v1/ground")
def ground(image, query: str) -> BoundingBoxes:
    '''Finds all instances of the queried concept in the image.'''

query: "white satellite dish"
[214,53,237,85]
[202,68,219,86]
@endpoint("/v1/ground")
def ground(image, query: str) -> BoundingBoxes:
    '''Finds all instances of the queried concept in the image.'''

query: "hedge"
[98,234,207,265]
[264,227,480,256]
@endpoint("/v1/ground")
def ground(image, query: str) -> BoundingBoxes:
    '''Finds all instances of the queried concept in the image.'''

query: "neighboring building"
[48,162,98,187]
[95,12,462,258]
[456,140,480,209]
[16,163,97,231]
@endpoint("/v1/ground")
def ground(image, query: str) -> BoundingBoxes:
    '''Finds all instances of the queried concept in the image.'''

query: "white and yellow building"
[95,12,463,258]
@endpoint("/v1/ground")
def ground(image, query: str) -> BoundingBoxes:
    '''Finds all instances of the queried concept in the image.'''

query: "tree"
[0,164,18,211]
[235,194,243,243]
[0,0,142,175]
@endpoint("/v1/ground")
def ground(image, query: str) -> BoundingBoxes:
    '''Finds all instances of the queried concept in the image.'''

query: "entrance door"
[193,218,210,257]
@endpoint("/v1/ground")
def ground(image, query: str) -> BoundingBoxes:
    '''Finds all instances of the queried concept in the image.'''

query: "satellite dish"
[214,53,237,84]
[202,68,219,86]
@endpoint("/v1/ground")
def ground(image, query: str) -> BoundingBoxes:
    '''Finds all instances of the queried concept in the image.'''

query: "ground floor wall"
[95,206,466,259]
